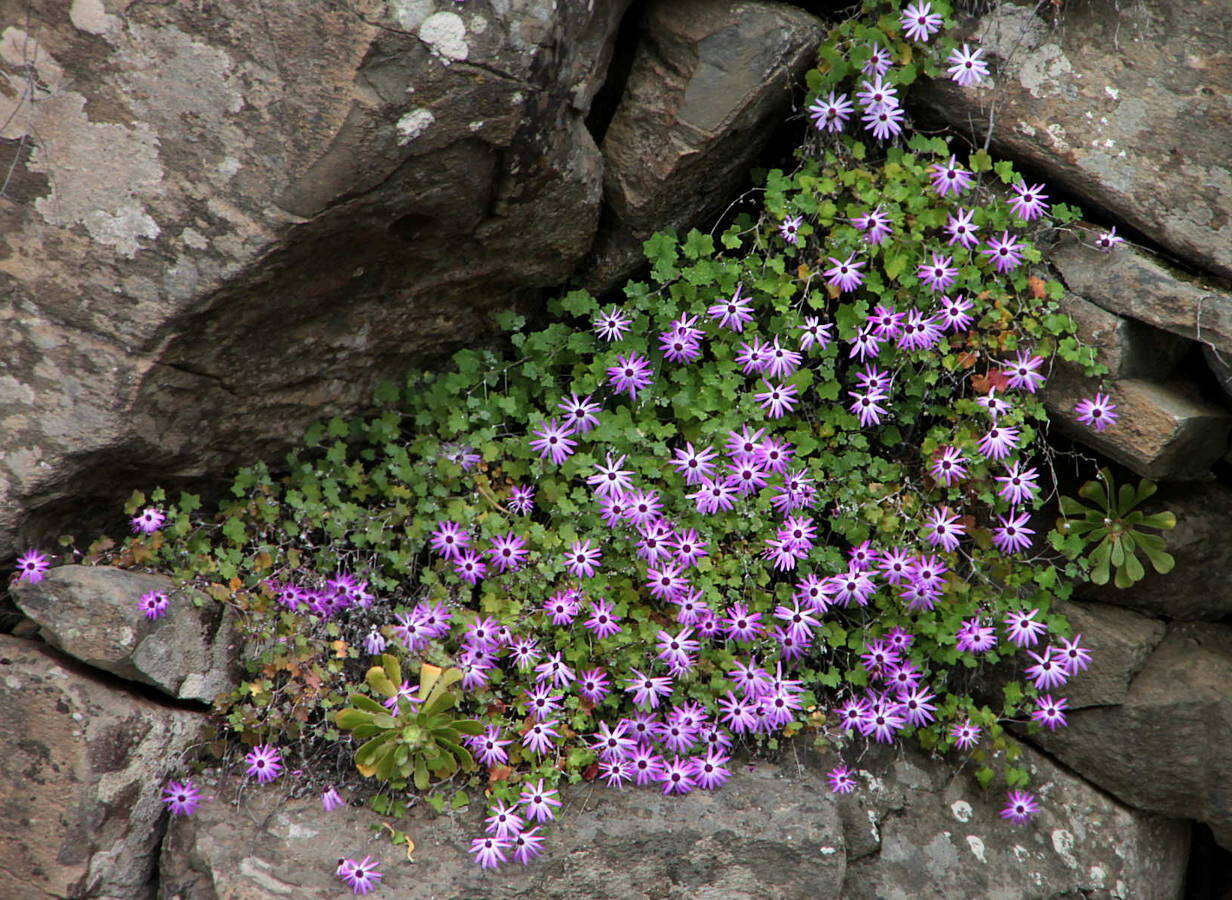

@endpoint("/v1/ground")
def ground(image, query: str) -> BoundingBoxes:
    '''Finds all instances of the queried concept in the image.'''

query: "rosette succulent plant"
[336,656,483,789]
[1058,469,1175,588]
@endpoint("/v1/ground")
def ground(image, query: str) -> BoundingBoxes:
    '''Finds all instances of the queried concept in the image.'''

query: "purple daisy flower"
[1033,694,1070,731]
[855,76,899,112]
[849,389,889,427]
[670,442,718,485]
[484,800,524,839]
[522,720,560,755]
[658,756,697,796]
[947,43,989,86]
[862,104,905,140]
[707,283,756,332]
[977,389,1013,418]
[577,667,611,704]
[162,779,201,816]
[755,380,799,419]
[529,417,577,465]
[507,484,535,515]
[764,338,803,379]
[950,719,981,750]
[558,392,601,433]
[137,590,169,620]
[993,510,1035,553]
[131,507,166,534]
[944,207,980,249]
[808,90,854,133]
[1008,181,1050,222]
[487,531,528,573]
[520,779,562,823]
[625,669,674,709]
[588,452,635,498]
[1025,647,1071,692]
[956,618,998,653]
[827,765,857,794]
[901,0,943,42]
[660,328,702,364]
[1095,227,1125,251]
[430,520,469,559]
[851,206,894,245]
[977,423,1020,461]
[930,446,968,485]
[581,598,620,640]
[1000,790,1040,825]
[996,462,1039,505]
[917,253,958,292]
[14,548,50,584]
[1004,608,1047,648]
[824,253,865,292]
[338,856,383,894]
[982,231,1026,273]
[690,750,732,791]
[938,293,975,332]
[735,336,772,374]
[929,157,973,197]
[862,43,892,77]
[321,786,344,811]
[607,353,654,399]
[1002,349,1046,393]
[594,307,632,342]
[467,725,512,767]
[793,317,832,352]
[543,589,580,625]
[470,836,511,870]
[244,744,283,783]
[924,507,965,552]
[565,539,602,578]
[669,528,708,567]
[510,827,545,865]
[780,215,804,245]
[453,550,487,584]
[1074,393,1117,431]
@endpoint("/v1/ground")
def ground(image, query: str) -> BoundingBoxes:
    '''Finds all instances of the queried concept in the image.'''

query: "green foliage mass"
[101,0,1148,815]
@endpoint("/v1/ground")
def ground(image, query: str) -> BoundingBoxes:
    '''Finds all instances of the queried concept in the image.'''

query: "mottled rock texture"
[158,739,1187,899]
[0,0,630,557]
[0,634,208,899]
[11,564,239,702]
[584,0,825,292]
[916,0,1232,279]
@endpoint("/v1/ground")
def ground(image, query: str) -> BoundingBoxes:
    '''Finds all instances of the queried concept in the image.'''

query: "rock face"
[1050,600,1166,710]
[0,0,630,557]
[585,0,825,292]
[1040,241,1232,480]
[11,564,239,702]
[159,738,1187,899]
[1050,238,1232,359]
[1031,621,1232,851]
[916,0,1232,280]
[838,742,1188,899]
[0,634,208,900]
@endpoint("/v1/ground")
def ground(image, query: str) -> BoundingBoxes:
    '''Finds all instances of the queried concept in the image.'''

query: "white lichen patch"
[950,800,973,823]
[419,12,469,63]
[397,108,435,144]
[1051,828,1078,869]
[1105,85,1120,100]
[965,834,987,863]
[69,0,119,35]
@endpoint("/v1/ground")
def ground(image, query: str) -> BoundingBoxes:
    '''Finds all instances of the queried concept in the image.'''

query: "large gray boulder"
[0,634,209,900]
[916,0,1232,280]
[158,738,1187,898]
[0,0,629,557]
[584,0,825,292]
[1031,621,1232,850]
[11,564,239,702]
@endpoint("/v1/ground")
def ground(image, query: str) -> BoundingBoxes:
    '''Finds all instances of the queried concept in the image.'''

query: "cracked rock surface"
[0,0,629,556]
